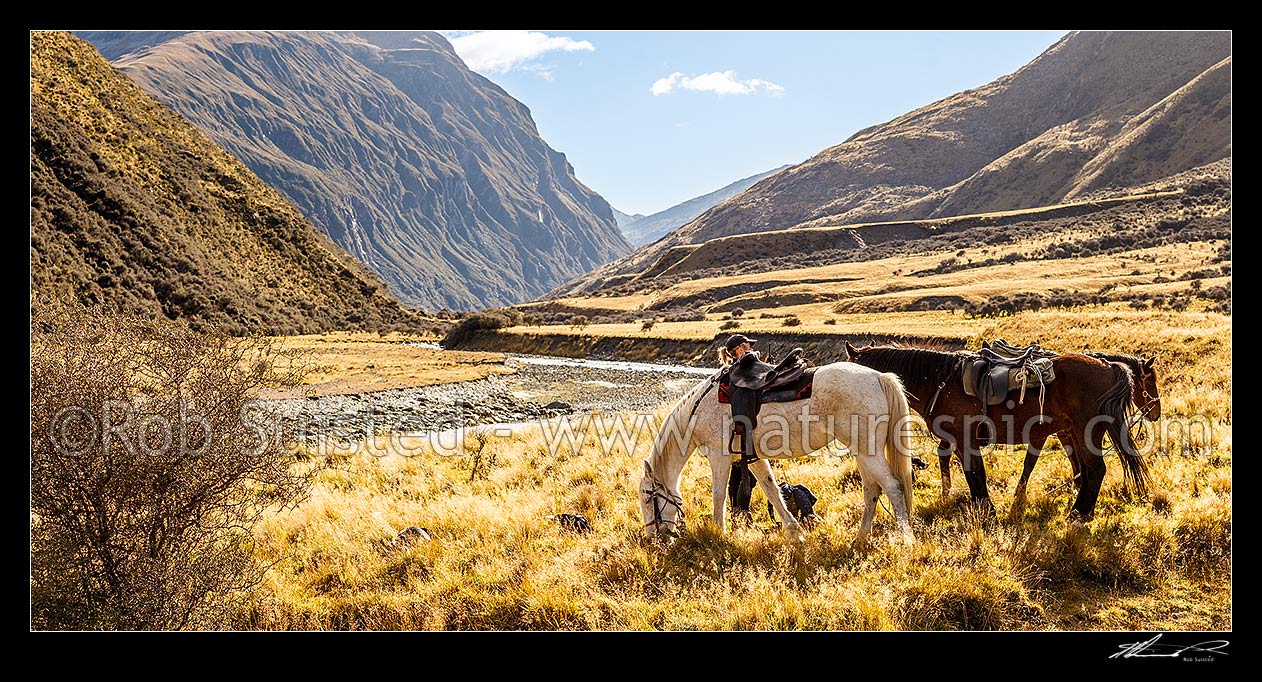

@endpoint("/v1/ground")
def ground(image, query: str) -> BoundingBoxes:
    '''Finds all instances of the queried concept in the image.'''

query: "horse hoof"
[1067,509,1094,527]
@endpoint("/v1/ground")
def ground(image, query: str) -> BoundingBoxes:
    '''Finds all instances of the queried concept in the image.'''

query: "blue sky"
[443,30,1068,217]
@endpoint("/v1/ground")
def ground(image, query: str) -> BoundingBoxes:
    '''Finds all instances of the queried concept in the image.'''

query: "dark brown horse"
[844,342,1149,522]
[1012,351,1161,505]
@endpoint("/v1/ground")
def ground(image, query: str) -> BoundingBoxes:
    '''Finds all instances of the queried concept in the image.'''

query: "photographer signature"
[1111,634,1229,660]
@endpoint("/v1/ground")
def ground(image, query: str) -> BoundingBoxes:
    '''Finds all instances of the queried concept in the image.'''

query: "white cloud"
[447,30,594,75]
[651,70,784,96]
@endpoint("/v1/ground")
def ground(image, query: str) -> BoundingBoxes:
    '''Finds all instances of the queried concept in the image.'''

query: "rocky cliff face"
[80,30,631,310]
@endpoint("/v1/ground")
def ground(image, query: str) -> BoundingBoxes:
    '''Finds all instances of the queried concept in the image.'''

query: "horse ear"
[1143,356,1155,370]
[844,341,858,357]
[643,461,653,477]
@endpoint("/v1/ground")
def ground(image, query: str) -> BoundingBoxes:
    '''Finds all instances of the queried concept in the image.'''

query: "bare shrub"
[30,300,313,630]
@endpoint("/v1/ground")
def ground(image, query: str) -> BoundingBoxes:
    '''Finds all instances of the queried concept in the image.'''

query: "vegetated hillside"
[79,30,631,310]
[563,30,1230,294]
[621,165,792,247]
[31,31,421,335]
[527,159,1229,325]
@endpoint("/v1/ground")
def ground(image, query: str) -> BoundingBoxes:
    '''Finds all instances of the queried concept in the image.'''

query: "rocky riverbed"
[258,354,714,443]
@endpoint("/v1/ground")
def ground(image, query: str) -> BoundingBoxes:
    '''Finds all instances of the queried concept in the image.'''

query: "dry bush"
[30,300,313,629]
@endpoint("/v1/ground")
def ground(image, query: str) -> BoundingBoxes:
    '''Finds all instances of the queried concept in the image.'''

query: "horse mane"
[1085,351,1144,372]
[851,342,963,380]
[647,374,712,476]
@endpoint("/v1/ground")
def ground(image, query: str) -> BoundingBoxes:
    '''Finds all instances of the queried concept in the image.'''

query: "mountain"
[611,207,646,229]
[78,30,631,310]
[562,30,1231,294]
[620,165,792,247]
[31,31,420,335]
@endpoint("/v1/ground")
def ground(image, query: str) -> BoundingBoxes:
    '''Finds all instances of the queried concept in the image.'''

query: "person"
[720,334,760,523]
[720,333,756,364]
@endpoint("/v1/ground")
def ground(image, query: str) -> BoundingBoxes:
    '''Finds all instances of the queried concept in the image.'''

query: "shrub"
[439,311,510,348]
[568,315,589,330]
[782,316,802,327]
[720,320,739,330]
[640,319,655,332]
[30,300,312,629]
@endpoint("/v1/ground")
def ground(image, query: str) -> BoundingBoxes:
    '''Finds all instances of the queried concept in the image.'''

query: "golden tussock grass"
[256,332,511,398]
[234,310,1231,630]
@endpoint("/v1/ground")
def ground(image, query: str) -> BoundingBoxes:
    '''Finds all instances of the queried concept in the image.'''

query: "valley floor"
[233,306,1230,631]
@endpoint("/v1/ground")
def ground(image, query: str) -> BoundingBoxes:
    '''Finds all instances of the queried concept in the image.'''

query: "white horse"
[638,361,917,546]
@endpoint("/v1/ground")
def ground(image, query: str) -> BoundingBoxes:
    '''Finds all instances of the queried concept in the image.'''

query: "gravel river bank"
[259,354,715,442]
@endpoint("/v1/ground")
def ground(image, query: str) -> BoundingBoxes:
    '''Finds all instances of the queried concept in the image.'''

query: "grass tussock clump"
[229,385,1230,630]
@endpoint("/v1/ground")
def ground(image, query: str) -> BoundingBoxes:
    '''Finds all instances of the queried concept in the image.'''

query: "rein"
[685,368,724,423]
[923,356,963,415]
[642,481,685,534]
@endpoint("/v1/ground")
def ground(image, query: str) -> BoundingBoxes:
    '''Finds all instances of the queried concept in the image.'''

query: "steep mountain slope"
[612,207,646,229]
[79,30,631,310]
[565,30,1230,293]
[621,165,792,247]
[31,31,420,335]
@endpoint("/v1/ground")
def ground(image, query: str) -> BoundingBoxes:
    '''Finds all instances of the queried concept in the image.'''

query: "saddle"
[963,339,1056,408]
[718,348,814,463]
[730,347,808,390]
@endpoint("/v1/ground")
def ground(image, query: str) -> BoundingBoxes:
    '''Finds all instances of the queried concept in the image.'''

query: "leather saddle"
[729,347,808,390]
[721,349,813,462]
[963,341,1056,407]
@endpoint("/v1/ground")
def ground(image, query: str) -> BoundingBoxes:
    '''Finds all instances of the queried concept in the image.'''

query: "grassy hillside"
[566,31,1230,294]
[30,31,422,335]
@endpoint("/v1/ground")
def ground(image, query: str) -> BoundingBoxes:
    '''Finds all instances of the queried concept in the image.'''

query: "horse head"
[639,460,685,541]
[1136,356,1162,421]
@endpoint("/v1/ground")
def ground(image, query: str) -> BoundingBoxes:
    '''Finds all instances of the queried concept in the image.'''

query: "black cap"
[725,334,757,351]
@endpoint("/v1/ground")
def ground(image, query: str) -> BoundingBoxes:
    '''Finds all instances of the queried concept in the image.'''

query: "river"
[261,350,718,446]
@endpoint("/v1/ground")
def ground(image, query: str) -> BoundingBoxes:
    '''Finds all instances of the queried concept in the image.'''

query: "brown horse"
[1012,351,1161,505]
[844,342,1149,522]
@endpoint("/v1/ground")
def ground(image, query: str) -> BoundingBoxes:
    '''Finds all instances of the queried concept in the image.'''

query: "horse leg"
[1065,439,1083,491]
[1013,435,1050,508]
[1067,431,1105,524]
[958,446,996,517]
[854,476,881,549]
[746,458,803,543]
[1014,445,1038,504]
[709,453,734,533]
[855,451,915,546]
[876,466,915,545]
[937,440,953,500]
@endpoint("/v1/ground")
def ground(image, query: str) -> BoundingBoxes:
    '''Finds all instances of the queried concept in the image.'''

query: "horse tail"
[879,371,915,519]
[1097,362,1150,499]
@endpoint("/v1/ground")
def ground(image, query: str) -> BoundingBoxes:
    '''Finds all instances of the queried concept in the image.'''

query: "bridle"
[1134,367,1160,419]
[641,469,685,536]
